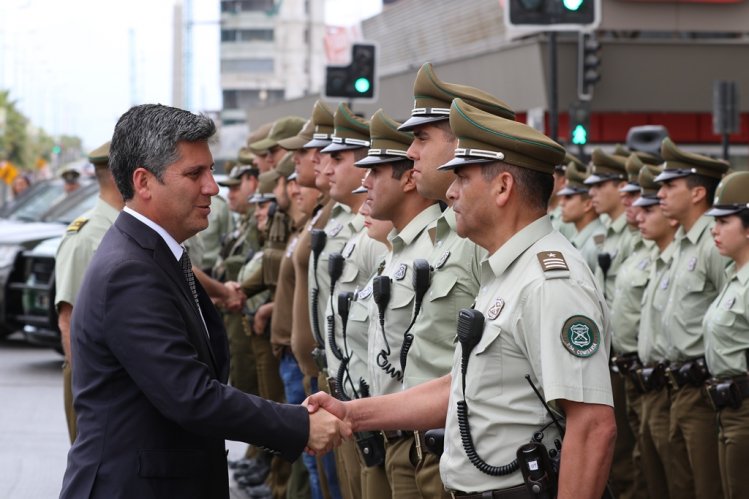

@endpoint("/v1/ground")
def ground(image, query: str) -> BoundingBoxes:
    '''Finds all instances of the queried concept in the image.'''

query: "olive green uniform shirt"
[324,215,387,399]
[611,236,655,354]
[309,203,356,369]
[55,198,120,307]
[367,203,442,396]
[638,242,677,365]
[549,204,575,241]
[570,217,606,273]
[704,262,749,378]
[595,213,634,305]
[403,207,485,390]
[662,216,729,362]
[441,216,613,492]
[199,194,232,270]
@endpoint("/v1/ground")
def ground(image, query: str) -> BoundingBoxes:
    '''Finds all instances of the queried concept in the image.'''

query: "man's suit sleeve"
[104,258,309,461]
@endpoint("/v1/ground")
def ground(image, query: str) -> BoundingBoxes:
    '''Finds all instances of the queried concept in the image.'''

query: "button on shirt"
[662,216,728,362]
[441,216,613,493]
[638,242,677,365]
[704,262,749,378]
[403,207,485,390]
[611,236,654,354]
[367,203,442,396]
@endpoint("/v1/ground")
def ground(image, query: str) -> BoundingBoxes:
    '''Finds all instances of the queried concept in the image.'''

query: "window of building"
[223,90,239,109]
[221,58,274,73]
[220,0,274,13]
[221,28,274,43]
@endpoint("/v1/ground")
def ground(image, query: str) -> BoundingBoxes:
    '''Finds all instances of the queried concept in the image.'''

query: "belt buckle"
[665,366,681,389]
[414,430,423,461]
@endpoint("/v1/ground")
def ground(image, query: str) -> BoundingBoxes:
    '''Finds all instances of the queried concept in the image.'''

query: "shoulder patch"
[560,315,601,358]
[66,216,89,233]
[537,251,569,272]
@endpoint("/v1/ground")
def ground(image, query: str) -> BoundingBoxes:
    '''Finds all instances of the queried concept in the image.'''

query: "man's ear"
[690,184,707,206]
[401,168,418,193]
[493,171,514,208]
[132,167,153,201]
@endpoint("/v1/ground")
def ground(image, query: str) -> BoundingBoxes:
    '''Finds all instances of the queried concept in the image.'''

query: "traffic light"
[324,43,377,101]
[578,32,601,101]
[505,0,601,31]
[569,101,591,146]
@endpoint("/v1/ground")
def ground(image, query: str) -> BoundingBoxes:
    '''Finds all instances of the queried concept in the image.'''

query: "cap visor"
[619,183,641,193]
[557,186,588,196]
[320,141,365,154]
[654,170,691,183]
[303,138,332,149]
[351,186,367,194]
[398,114,449,132]
[355,155,409,168]
[438,156,494,171]
[706,206,743,217]
[217,180,240,187]
[278,136,309,150]
[287,172,298,181]
[633,196,660,207]
[249,138,276,152]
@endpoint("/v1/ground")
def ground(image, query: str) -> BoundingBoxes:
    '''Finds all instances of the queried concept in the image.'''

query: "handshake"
[303,392,353,456]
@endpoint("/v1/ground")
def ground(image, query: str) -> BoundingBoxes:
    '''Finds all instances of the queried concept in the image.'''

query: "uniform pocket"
[427,273,458,302]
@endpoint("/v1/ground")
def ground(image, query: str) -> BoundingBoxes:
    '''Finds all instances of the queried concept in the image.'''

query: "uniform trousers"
[608,371,638,499]
[622,376,650,498]
[383,434,449,498]
[639,387,675,498]
[354,441,390,499]
[717,399,749,499]
[670,384,724,499]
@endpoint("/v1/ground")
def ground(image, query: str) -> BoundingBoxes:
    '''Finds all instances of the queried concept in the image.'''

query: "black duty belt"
[611,352,642,375]
[381,430,412,444]
[450,484,533,499]
[631,362,668,394]
[665,356,710,389]
[705,375,749,411]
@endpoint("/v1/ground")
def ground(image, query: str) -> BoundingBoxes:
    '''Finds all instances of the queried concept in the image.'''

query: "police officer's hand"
[253,302,273,335]
[222,281,245,312]
[306,407,352,456]
[303,392,348,424]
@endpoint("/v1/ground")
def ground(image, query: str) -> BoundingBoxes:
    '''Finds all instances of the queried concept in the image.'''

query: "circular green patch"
[560,315,600,358]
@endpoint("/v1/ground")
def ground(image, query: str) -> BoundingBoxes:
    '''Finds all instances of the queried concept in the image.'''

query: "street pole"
[548,32,558,142]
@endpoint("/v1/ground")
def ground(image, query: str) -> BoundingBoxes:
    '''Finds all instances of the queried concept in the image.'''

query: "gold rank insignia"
[66,216,89,233]
[537,251,569,272]
[487,297,505,320]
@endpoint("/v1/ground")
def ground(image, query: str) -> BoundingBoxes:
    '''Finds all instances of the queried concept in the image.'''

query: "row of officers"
[54,61,749,499]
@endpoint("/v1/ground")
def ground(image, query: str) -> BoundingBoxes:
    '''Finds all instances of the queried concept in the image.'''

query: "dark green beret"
[320,103,370,154]
[355,109,413,167]
[399,62,516,131]
[439,98,565,175]
[655,138,728,182]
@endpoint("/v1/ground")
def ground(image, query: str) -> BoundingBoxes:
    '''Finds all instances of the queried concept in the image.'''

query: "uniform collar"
[573,217,604,245]
[728,261,749,285]
[485,215,553,278]
[436,206,457,242]
[682,215,712,245]
[348,212,365,233]
[659,240,677,265]
[389,203,442,251]
[607,212,628,235]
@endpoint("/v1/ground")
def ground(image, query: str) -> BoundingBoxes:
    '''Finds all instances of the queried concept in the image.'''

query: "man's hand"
[253,302,274,335]
[306,407,352,455]
[303,391,348,422]
[223,281,245,312]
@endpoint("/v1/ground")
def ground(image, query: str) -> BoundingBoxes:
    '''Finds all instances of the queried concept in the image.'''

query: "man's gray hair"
[110,104,216,200]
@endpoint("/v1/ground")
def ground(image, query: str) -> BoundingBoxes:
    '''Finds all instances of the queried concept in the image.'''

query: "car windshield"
[47,187,100,224]
[5,181,68,222]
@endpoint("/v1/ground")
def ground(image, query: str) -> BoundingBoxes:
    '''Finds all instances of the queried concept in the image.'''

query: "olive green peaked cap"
[655,137,729,182]
[706,171,749,217]
[320,102,371,154]
[557,158,590,196]
[246,123,273,155]
[355,109,414,167]
[633,164,664,207]
[613,144,630,158]
[250,116,306,152]
[304,100,336,149]
[399,62,516,131]
[276,151,296,178]
[218,164,259,187]
[237,146,256,165]
[584,148,627,185]
[564,151,586,172]
[620,153,645,193]
[439,98,565,175]
[88,141,111,166]
[278,118,315,151]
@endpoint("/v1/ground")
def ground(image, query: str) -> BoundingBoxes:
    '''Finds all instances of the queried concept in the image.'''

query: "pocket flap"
[475,323,502,355]
[340,264,360,284]
[427,273,458,302]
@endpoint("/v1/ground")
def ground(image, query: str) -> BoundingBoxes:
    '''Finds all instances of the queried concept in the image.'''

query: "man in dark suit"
[60,104,348,499]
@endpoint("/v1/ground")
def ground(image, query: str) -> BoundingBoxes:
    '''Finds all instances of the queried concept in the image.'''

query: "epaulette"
[537,251,570,279]
[66,217,89,233]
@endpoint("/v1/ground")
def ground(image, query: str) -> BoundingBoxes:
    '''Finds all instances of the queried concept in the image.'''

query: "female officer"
[703,171,749,499]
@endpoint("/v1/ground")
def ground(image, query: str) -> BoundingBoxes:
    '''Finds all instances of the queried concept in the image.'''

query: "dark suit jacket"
[60,212,309,499]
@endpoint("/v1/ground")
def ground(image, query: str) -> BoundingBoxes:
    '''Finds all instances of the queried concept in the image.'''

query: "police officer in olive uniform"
[60,165,82,194]
[557,157,605,272]
[395,62,517,499]
[56,141,124,444]
[250,117,306,173]
[357,108,442,496]
[655,138,729,499]
[703,172,749,499]
[306,97,616,499]
[549,153,578,241]
[633,163,680,499]
[198,162,233,273]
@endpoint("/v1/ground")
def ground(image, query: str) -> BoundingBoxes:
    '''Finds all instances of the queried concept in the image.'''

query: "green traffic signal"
[572,124,588,145]
[52,145,61,154]
[354,77,371,94]
[563,0,584,10]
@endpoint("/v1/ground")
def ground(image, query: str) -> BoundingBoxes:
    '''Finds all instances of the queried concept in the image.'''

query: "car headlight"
[0,244,22,268]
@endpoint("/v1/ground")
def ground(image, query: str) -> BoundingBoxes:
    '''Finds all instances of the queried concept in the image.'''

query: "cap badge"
[487,298,505,320]
[687,256,698,272]
[394,263,408,281]
[560,315,601,358]
[537,251,569,272]
[435,250,451,269]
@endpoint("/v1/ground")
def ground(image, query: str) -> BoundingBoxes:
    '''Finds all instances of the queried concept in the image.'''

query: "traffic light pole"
[548,32,558,142]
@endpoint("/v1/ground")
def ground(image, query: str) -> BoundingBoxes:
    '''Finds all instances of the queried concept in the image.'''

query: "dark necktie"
[179,247,202,316]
